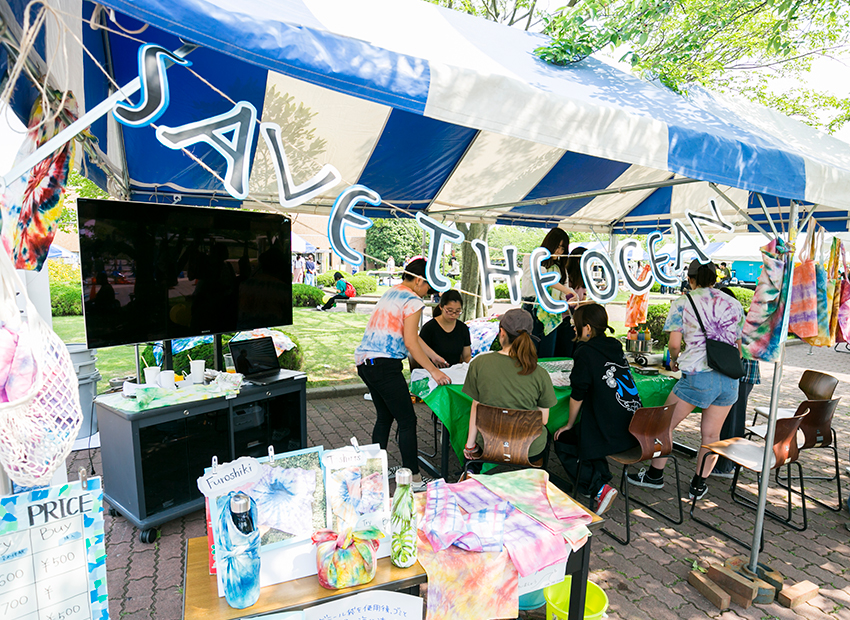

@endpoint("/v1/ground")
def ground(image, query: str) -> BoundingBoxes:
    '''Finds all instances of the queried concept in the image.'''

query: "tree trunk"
[456,222,489,321]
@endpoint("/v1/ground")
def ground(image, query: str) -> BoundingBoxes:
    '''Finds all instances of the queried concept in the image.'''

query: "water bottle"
[220,492,261,609]
[390,468,417,568]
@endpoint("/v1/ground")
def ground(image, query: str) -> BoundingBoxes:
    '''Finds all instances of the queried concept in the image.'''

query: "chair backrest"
[475,404,543,467]
[627,404,676,461]
[799,370,838,401]
[793,398,840,449]
[771,414,806,468]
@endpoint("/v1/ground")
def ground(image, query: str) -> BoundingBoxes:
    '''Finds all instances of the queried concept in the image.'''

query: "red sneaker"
[594,484,618,515]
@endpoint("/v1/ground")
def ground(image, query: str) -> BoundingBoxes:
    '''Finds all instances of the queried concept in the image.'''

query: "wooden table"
[183,508,603,620]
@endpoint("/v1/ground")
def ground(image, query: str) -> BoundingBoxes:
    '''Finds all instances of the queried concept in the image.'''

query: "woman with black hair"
[553,303,640,515]
[555,246,588,358]
[417,290,471,367]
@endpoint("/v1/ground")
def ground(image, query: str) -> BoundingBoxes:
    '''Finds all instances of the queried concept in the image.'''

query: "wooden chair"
[747,399,842,512]
[573,405,682,545]
[751,370,838,423]
[691,413,807,550]
[462,404,548,478]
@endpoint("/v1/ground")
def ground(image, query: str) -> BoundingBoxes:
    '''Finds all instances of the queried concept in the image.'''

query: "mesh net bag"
[0,250,81,486]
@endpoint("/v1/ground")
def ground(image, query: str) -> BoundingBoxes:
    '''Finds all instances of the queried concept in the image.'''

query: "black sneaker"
[689,479,708,500]
[387,465,402,480]
[627,468,664,489]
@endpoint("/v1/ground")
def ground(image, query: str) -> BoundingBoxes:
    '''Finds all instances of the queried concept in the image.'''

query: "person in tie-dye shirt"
[355,258,450,491]
[628,260,743,502]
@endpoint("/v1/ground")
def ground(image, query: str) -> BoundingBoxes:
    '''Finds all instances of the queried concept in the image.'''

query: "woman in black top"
[552,303,640,514]
[417,290,472,367]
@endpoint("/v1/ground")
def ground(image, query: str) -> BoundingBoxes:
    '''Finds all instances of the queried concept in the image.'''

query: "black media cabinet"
[96,376,307,542]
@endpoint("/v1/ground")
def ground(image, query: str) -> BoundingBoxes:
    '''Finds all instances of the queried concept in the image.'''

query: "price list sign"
[0,478,108,620]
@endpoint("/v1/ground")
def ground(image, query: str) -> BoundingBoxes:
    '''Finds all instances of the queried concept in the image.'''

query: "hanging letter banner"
[581,249,618,304]
[0,478,108,620]
[647,231,678,288]
[530,248,567,314]
[617,240,653,295]
[113,43,191,127]
[472,240,521,306]
[328,185,379,266]
[415,213,463,292]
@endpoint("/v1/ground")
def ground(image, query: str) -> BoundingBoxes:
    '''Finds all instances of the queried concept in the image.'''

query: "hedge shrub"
[293,283,324,307]
[727,286,753,314]
[315,272,377,294]
[50,282,83,316]
[316,272,335,287]
[494,283,510,299]
[650,281,662,293]
[646,304,670,348]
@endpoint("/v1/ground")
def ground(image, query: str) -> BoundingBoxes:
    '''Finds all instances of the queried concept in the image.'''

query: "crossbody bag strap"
[685,292,707,335]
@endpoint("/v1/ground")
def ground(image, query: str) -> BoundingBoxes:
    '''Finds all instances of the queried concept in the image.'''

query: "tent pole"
[608,225,617,263]
[748,200,798,572]
[756,194,780,238]
[709,184,774,239]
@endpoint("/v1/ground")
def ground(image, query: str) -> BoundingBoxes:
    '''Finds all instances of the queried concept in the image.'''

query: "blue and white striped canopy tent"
[3,0,850,233]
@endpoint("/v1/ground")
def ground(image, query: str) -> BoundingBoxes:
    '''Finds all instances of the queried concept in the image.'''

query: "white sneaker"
[411,476,436,493]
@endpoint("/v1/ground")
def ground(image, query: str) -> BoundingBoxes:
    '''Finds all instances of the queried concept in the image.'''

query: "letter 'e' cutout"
[530,248,567,314]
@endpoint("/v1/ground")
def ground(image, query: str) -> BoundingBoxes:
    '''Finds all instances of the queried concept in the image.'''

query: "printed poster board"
[0,478,109,620]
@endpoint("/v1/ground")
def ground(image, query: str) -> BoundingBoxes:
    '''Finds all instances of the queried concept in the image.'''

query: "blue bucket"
[518,588,547,610]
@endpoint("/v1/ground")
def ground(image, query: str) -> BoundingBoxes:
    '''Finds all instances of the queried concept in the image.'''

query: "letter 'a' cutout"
[328,185,378,266]
[156,101,257,199]
[416,213,463,292]
[647,231,678,287]
[618,240,653,295]
[673,220,709,270]
[530,248,567,314]
[581,249,617,304]
[260,122,342,209]
[471,240,521,306]
[113,44,191,127]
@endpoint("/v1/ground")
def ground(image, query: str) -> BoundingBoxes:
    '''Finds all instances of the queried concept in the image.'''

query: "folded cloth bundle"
[311,527,384,589]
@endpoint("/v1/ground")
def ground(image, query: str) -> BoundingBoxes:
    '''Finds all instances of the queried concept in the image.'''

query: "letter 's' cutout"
[471,241,520,306]
[618,240,653,295]
[113,44,191,127]
[530,248,567,314]
[673,220,709,270]
[647,231,678,287]
[156,101,257,199]
[328,185,377,266]
[686,200,733,245]
[415,214,463,292]
[581,249,617,304]
[260,122,342,209]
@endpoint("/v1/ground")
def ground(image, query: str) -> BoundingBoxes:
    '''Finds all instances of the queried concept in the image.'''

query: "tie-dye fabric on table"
[415,494,518,620]
[423,478,506,552]
[250,465,316,537]
[328,468,385,530]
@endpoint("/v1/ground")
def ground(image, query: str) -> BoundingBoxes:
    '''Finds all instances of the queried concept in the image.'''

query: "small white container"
[143,367,161,386]
[158,370,176,389]
[190,360,206,384]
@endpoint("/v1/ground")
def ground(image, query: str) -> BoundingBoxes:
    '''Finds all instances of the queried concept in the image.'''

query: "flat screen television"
[77,199,292,349]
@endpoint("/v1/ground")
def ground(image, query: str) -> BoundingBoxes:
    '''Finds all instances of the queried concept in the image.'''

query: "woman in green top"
[462,308,557,462]
[317,272,352,311]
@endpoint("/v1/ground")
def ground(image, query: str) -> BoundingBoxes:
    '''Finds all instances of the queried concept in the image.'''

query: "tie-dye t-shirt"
[664,287,743,373]
[354,284,424,365]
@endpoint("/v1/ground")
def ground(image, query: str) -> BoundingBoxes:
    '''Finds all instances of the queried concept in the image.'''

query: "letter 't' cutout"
[530,247,567,314]
[156,101,258,199]
[328,185,378,266]
[618,240,653,295]
[415,213,463,292]
[581,249,618,304]
[647,231,678,287]
[673,220,709,270]
[113,43,191,127]
[260,122,342,208]
[471,241,521,306]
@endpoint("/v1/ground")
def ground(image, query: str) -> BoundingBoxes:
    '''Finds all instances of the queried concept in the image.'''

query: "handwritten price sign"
[0,478,108,620]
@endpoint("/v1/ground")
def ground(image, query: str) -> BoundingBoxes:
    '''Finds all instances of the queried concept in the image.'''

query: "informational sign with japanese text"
[0,478,108,620]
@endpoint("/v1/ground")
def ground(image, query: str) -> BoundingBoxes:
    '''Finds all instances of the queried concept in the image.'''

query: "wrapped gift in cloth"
[311,527,384,589]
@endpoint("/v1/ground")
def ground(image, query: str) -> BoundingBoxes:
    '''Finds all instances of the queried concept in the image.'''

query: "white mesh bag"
[0,250,81,486]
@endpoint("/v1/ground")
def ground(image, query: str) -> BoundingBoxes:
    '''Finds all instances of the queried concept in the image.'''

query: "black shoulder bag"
[685,293,745,380]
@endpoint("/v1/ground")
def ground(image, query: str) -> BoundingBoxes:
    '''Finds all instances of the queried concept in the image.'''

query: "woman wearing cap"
[628,260,743,501]
[355,258,450,492]
[461,308,556,466]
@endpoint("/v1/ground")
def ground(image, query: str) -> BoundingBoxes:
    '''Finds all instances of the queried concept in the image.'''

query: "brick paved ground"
[66,340,850,619]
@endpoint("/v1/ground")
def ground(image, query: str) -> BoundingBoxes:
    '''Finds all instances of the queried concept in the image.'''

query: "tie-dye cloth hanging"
[0,94,77,270]
[743,237,794,362]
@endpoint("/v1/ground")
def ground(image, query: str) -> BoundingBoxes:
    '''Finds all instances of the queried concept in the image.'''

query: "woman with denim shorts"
[628,260,743,501]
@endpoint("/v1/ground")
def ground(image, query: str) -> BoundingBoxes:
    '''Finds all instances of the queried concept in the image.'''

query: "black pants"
[555,319,576,359]
[322,294,348,310]
[715,381,754,472]
[357,358,420,474]
[553,427,612,497]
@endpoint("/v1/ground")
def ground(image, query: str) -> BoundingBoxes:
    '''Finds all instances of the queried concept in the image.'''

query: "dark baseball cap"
[688,259,716,278]
[500,308,535,339]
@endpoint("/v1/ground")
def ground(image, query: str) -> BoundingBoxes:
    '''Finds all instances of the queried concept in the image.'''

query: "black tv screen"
[77,199,292,348]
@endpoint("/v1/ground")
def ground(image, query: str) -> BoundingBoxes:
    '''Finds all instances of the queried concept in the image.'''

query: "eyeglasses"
[442,307,462,315]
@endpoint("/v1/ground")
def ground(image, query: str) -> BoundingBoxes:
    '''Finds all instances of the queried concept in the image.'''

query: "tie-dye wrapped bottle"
[217,492,261,609]
[390,468,417,568]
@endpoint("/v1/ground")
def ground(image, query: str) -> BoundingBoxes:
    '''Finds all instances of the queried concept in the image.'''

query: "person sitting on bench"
[317,272,353,311]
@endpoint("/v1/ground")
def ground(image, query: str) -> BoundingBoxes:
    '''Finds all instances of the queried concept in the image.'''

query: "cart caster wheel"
[139,529,158,544]
[108,507,118,517]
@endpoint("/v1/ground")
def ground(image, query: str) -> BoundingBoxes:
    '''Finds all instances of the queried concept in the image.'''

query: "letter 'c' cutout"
[617,240,653,295]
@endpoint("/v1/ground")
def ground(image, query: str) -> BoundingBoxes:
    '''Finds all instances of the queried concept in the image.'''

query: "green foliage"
[650,281,662,293]
[645,304,670,347]
[316,272,335,287]
[62,170,110,234]
[365,220,424,266]
[348,274,377,294]
[494,282,510,299]
[536,0,850,133]
[424,0,543,30]
[292,283,324,307]
[487,225,593,259]
[727,286,754,314]
[274,330,304,371]
[50,282,83,316]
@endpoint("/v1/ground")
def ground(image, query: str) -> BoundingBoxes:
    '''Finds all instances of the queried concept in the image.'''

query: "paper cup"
[143,367,161,386]
[158,370,176,389]
[190,359,206,384]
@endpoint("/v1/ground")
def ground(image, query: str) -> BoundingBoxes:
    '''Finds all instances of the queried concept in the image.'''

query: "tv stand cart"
[96,376,307,543]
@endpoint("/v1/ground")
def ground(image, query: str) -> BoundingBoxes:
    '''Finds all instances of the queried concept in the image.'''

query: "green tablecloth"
[410,361,678,465]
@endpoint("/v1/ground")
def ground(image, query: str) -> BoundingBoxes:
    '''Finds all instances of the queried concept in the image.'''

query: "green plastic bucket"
[544,576,608,620]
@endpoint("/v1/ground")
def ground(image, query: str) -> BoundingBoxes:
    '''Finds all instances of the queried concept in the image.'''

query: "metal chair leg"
[600,464,630,545]
[731,461,808,532]
[418,412,439,458]
[626,456,684,526]
[774,430,842,512]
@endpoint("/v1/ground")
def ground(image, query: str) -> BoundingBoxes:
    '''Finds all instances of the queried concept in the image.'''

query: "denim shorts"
[672,370,739,409]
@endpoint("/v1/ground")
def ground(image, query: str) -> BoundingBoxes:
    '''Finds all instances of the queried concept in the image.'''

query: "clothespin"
[79,467,88,490]
[211,456,218,473]
[350,437,360,453]
[268,446,275,460]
